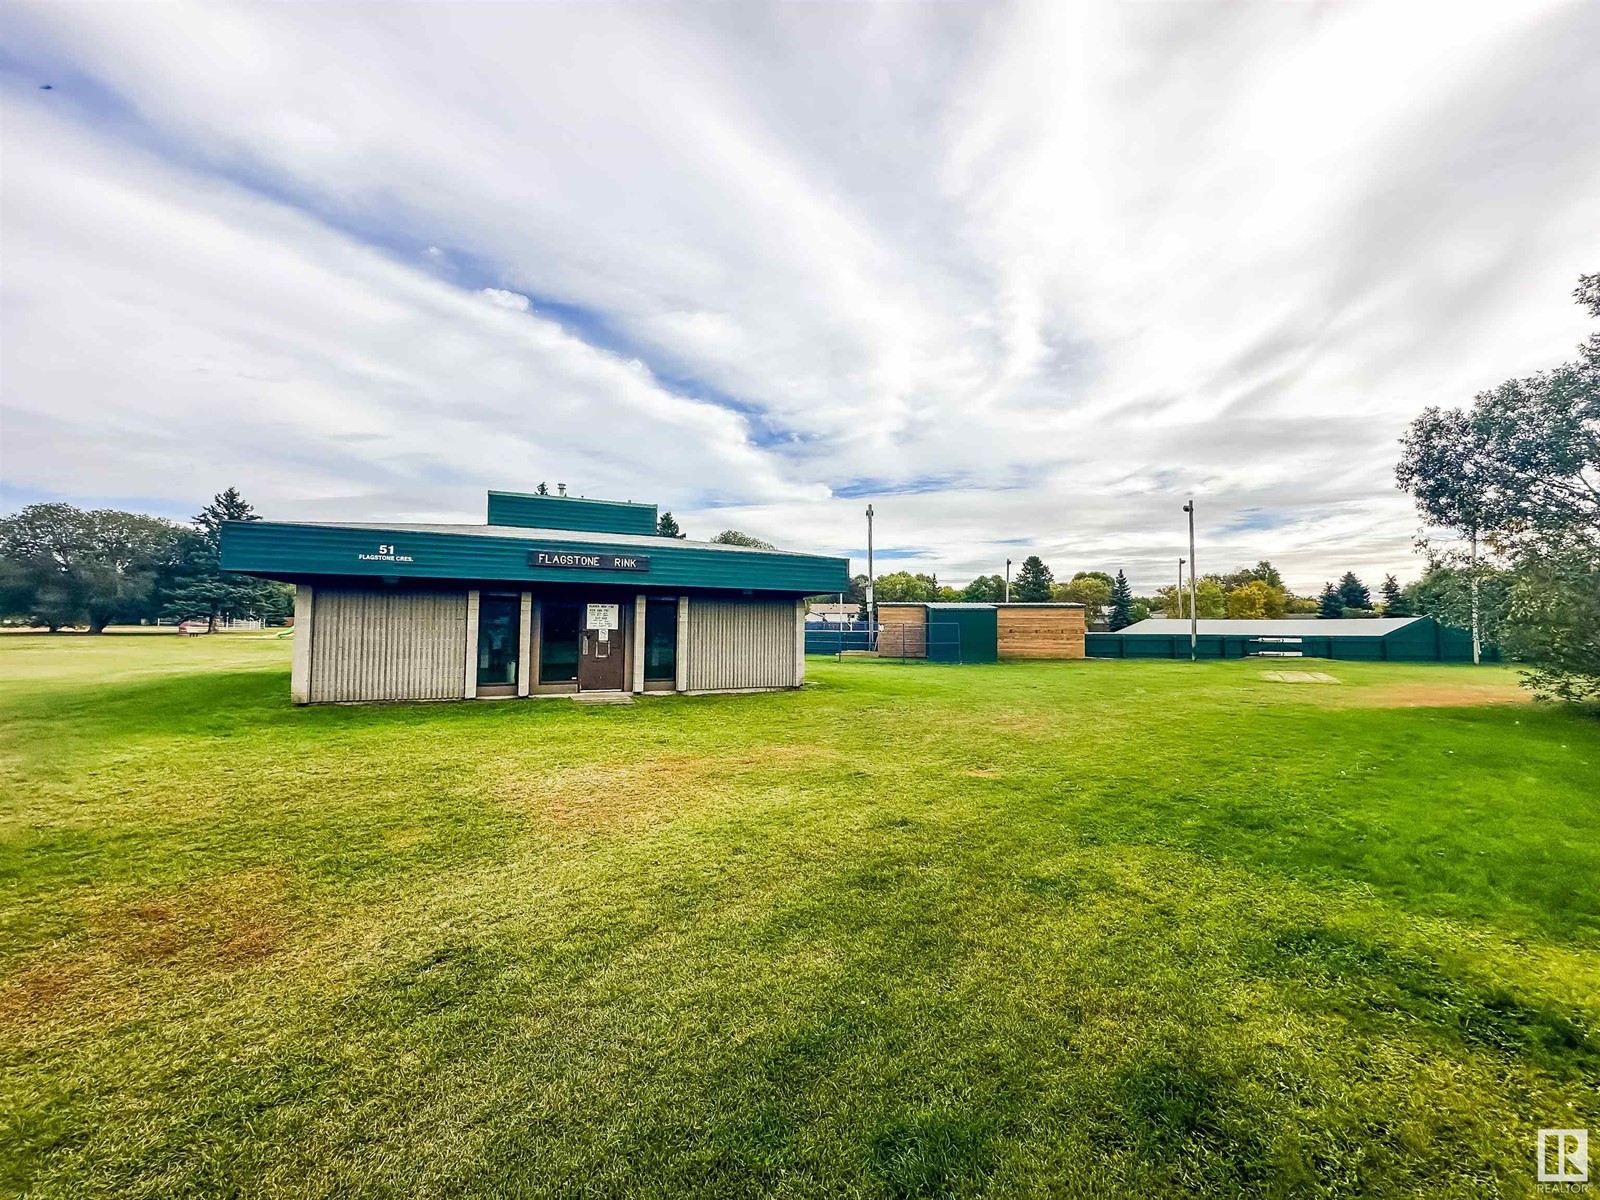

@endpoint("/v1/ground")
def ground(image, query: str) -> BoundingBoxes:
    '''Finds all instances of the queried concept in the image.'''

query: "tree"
[1317,582,1343,619]
[1108,570,1134,631]
[1220,560,1285,591]
[1399,274,1599,686]
[873,571,935,602]
[710,530,775,550]
[536,482,549,495]
[1337,572,1371,610]
[1225,579,1284,620]
[1011,555,1053,602]
[1405,561,1512,649]
[1052,571,1111,611]
[961,574,1005,602]
[164,489,288,630]
[656,511,685,538]
[1192,578,1225,619]
[1499,551,1600,701]
[0,504,188,631]
[1379,574,1411,616]
[1397,404,1495,663]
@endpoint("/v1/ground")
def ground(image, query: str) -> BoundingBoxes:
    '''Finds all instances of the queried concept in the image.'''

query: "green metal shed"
[923,603,999,663]
[1085,617,1499,662]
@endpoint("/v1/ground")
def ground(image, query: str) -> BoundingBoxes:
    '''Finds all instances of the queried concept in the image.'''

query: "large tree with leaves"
[0,504,190,631]
[961,574,1005,602]
[1399,274,1599,692]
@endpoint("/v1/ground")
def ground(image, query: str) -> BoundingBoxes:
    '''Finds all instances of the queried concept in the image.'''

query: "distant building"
[1087,617,1497,661]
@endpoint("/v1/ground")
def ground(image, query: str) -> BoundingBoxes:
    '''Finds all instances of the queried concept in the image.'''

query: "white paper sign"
[585,603,620,632]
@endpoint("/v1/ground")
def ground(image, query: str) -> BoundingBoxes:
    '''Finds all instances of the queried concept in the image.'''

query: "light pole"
[1183,500,1197,661]
[865,504,876,633]
[1004,558,1012,603]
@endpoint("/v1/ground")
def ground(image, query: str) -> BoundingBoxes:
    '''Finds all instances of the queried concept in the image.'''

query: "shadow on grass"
[1257,924,1599,1078]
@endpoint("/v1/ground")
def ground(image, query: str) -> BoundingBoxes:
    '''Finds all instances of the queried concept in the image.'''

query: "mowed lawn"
[2,636,1597,1199]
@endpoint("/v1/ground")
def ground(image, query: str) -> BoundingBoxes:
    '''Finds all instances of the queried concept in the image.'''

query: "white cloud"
[2,1,1597,592]
[478,288,531,313]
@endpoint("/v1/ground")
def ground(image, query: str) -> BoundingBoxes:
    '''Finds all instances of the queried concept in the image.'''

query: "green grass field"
[2,635,1596,1198]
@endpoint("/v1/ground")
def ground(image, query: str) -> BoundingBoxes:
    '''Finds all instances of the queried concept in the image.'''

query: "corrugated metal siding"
[685,600,799,691]
[309,589,468,702]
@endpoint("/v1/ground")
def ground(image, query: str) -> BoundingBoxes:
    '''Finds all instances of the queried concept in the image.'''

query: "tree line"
[0,489,292,632]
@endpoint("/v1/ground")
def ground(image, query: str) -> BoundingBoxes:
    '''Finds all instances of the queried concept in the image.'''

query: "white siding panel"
[309,589,469,702]
[685,600,800,692]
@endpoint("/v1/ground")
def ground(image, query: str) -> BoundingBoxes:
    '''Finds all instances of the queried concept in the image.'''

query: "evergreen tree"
[1011,555,1054,602]
[1108,570,1134,631]
[164,489,285,629]
[1317,582,1343,619]
[1379,573,1411,616]
[1337,571,1372,610]
[656,511,685,538]
[535,482,549,495]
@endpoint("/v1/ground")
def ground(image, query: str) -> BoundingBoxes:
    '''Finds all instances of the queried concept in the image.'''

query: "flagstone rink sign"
[529,550,651,571]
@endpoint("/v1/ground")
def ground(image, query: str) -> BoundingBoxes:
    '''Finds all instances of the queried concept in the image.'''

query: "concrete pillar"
[632,594,647,693]
[517,592,533,697]
[463,589,480,700]
[674,595,690,692]
[794,598,806,686]
[290,584,314,705]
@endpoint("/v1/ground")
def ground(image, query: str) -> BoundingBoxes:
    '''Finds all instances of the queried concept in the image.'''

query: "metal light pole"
[1004,558,1012,603]
[1183,500,1197,661]
[865,504,876,633]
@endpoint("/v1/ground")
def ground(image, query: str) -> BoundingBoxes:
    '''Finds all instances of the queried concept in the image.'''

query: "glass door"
[476,594,520,692]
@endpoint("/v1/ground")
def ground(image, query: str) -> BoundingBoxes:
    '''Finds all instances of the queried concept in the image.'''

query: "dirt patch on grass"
[0,868,297,1032]
[498,745,838,833]
[1341,678,1531,708]
[93,868,294,966]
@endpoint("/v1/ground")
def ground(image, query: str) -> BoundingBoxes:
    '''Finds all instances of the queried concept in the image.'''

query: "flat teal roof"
[221,519,848,595]
[486,491,658,535]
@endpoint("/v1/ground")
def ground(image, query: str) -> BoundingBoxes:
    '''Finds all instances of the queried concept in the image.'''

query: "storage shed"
[874,602,1000,662]
[873,601,1084,662]
[220,491,848,704]
[1085,617,1498,662]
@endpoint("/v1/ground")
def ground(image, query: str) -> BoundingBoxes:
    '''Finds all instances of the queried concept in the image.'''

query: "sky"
[1,2,1596,594]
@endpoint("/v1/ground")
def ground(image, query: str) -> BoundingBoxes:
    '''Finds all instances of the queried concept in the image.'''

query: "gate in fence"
[803,621,965,663]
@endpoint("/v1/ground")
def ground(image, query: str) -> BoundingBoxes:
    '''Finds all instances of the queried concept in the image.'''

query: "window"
[644,597,677,681]
[540,601,581,683]
[477,594,520,688]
